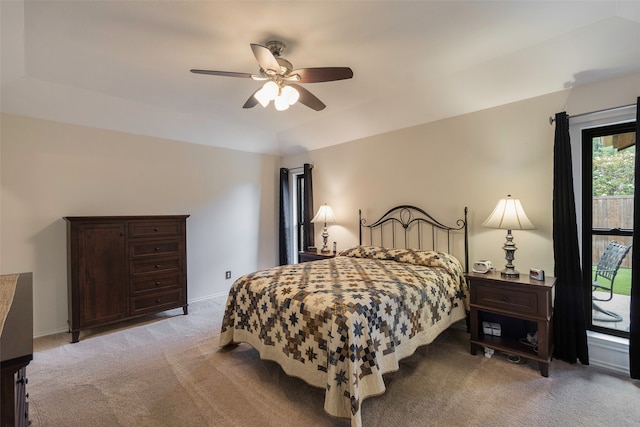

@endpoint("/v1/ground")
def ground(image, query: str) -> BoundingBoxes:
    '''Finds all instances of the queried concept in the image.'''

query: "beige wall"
[0,114,278,337]
[2,72,638,338]
[283,73,640,278]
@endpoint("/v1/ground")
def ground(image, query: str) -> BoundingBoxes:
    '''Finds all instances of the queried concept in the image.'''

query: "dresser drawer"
[131,273,182,294]
[130,289,184,316]
[130,256,183,277]
[472,283,539,317]
[129,221,182,239]
[129,239,182,259]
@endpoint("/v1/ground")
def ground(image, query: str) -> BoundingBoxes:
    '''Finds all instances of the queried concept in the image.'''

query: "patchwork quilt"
[220,246,469,427]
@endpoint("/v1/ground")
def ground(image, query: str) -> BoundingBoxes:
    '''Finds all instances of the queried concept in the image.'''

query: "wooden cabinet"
[65,216,189,342]
[466,271,555,377]
[1,272,33,427]
[298,250,336,263]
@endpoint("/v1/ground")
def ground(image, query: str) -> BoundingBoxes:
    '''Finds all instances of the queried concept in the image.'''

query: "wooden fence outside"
[592,196,633,268]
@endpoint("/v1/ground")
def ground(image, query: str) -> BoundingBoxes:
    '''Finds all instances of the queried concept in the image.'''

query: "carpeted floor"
[28,296,640,426]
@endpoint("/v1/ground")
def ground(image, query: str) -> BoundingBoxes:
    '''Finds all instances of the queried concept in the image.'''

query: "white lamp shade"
[311,204,336,224]
[482,196,535,230]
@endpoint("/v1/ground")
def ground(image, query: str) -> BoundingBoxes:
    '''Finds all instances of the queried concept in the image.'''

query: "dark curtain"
[278,168,291,265]
[552,111,589,364]
[631,98,640,378]
[302,163,315,251]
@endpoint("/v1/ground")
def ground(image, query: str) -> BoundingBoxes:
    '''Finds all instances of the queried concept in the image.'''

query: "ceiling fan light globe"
[274,96,290,111]
[282,85,299,105]
[254,88,271,107]
[262,81,279,100]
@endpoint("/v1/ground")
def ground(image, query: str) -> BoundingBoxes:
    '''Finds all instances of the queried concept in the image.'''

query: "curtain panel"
[631,98,640,378]
[552,111,589,364]
[303,163,315,251]
[279,168,291,265]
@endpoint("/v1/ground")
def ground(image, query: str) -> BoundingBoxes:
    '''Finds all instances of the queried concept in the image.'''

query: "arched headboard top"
[359,205,468,272]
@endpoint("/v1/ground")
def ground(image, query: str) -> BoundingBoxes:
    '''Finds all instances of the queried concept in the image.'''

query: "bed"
[220,205,469,427]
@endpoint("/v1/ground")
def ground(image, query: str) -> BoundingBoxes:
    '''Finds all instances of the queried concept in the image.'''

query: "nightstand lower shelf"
[471,335,549,375]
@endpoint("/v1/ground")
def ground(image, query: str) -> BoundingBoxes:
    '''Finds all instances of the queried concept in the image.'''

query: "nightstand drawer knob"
[155,264,160,269]
[502,296,508,302]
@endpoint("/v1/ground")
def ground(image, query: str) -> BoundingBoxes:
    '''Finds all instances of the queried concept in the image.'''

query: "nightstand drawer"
[473,285,539,316]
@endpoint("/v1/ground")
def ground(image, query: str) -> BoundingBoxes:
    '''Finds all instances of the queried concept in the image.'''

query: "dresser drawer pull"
[155,281,161,286]
[502,296,508,302]
[155,247,160,251]
[154,227,160,232]
[155,264,160,269]
[156,299,161,303]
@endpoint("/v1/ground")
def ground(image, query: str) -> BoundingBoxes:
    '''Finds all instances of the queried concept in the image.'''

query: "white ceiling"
[2,1,640,155]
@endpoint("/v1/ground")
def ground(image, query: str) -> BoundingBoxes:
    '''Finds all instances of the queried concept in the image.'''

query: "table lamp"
[311,204,336,253]
[482,195,535,278]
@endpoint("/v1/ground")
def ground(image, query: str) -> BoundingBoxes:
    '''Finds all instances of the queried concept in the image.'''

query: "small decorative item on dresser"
[529,268,545,281]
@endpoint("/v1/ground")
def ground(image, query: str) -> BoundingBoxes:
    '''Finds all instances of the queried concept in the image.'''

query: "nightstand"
[298,250,336,263]
[466,271,555,377]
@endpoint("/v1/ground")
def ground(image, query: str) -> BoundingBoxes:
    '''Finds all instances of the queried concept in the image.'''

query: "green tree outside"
[592,137,635,196]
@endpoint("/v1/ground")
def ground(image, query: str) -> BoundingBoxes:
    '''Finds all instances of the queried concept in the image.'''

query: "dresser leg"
[183,305,188,315]
[71,330,80,343]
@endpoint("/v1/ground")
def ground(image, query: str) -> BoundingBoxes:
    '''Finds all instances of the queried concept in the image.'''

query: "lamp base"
[320,227,330,253]
[500,268,520,279]
[501,229,520,278]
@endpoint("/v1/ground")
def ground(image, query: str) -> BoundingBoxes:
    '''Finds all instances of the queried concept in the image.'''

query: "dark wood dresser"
[64,215,189,342]
[1,272,33,427]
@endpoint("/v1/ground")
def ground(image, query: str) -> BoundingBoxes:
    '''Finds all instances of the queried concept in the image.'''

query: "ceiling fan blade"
[243,89,260,109]
[291,67,353,83]
[289,84,326,111]
[250,44,281,73]
[190,69,253,78]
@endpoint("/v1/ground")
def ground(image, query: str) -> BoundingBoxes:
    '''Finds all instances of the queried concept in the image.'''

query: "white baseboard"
[34,293,230,339]
[587,331,629,375]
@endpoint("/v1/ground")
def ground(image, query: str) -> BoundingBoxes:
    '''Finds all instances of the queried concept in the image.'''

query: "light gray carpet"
[28,296,640,426]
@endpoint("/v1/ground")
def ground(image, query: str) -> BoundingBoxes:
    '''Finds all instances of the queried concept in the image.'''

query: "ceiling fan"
[191,41,353,111]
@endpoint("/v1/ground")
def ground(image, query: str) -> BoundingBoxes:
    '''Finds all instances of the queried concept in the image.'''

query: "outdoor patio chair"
[592,241,631,322]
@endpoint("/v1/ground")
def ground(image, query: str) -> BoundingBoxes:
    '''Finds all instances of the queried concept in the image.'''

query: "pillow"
[392,248,463,276]
[338,245,397,260]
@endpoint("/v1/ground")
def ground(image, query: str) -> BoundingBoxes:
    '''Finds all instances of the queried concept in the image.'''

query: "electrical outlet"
[225,271,231,279]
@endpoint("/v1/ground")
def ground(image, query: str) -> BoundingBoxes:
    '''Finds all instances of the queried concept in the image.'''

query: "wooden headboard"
[359,205,468,272]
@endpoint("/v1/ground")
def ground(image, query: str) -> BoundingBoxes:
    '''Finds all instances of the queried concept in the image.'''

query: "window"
[287,169,311,263]
[582,122,635,338]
